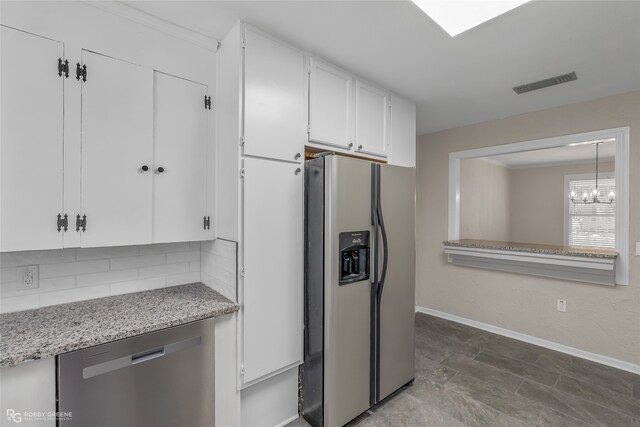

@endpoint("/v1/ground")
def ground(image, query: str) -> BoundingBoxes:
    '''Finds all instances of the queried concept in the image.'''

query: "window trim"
[563,172,615,247]
[448,127,630,285]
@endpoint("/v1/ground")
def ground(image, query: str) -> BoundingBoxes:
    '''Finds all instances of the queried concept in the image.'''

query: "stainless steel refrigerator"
[301,154,415,427]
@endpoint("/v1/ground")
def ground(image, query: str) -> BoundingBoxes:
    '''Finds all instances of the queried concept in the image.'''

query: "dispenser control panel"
[339,231,370,285]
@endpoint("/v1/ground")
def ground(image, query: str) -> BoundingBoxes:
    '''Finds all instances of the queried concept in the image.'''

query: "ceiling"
[122,0,640,135]
[481,140,616,169]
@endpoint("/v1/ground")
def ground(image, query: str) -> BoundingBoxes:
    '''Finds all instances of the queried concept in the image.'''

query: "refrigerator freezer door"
[324,156,373,427]
[378,164,416,401]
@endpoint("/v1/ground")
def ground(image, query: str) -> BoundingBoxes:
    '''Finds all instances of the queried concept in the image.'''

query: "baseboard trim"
[415,305,640,375]
[274,414,300,427]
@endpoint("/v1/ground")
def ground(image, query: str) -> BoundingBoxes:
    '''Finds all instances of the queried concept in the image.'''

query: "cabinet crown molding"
[84,1,220,52]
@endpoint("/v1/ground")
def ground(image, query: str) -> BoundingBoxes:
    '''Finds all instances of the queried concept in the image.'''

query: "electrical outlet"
[557,299,567,312]
[16,265,39,291]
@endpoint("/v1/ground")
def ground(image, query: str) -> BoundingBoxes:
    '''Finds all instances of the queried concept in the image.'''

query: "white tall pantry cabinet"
[218,22,305,390]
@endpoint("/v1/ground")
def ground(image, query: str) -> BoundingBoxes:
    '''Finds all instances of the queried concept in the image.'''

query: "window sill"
[443,239,617,286]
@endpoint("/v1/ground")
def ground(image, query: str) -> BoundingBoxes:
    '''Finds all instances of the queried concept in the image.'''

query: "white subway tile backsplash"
[0,294,39,314]
[40,285,110,307]
[0,241,206,313]
[39,260,109,279]
[109,277,166,296]
[139,262,189,279]
[39,276,77,293]
[139,242,191,255]
[76,246,139,261]
[166,250,200,264]
[166,271,200,286]
[1,267,17,284]
[110,254,166,271]
[0,249,76,268]
[77,269,138,288]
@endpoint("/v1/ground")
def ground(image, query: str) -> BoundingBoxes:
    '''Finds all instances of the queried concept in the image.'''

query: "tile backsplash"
[0,242,202,313]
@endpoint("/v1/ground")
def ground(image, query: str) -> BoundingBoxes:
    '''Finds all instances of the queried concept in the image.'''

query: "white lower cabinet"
[0,26,65,252]
[242,157,303,383]
[80,50,154,247]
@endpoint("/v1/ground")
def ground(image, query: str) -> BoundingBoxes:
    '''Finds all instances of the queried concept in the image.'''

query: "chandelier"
[568,142,615,204]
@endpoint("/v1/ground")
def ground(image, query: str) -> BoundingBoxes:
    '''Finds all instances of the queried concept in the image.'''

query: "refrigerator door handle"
[376,168,389,298]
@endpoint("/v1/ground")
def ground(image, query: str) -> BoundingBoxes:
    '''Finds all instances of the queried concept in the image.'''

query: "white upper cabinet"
[242,157,303,383]
[244,28,306,163]
[354,79,389,158]
[389,94,416,167]
[308,58,354,150]
[153,72,212,242]
[80,50,154,247]
[1,26,65,252]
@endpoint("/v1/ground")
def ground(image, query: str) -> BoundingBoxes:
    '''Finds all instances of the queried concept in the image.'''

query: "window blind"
[567,176,615,248]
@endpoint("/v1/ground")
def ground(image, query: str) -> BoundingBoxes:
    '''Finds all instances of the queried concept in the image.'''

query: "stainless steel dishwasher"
[57,318,215,427]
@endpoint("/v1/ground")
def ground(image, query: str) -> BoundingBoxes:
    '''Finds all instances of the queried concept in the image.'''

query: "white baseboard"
[415,305,640,375]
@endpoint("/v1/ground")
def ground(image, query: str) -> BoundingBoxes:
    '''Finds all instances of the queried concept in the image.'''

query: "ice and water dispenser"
[339,231,370,285]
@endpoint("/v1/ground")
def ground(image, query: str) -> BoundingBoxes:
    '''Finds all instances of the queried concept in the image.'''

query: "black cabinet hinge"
[203,216,211,230]
[56,213,68,232]
[76,63,87,82]
[57,58,69,78]
[76,214,87,232]
[204,95,212,110]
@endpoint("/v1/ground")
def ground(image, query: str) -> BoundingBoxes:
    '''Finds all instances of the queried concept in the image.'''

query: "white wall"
[459,158,511,241]
[416,91,640,366]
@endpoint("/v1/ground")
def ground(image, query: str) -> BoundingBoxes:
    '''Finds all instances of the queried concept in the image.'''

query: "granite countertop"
[0,283,238,367]
[443,239,618,259]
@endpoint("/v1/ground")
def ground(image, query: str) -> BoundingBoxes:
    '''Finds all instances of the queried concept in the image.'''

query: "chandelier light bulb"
[609,191,615,201]
[569,190,576,200]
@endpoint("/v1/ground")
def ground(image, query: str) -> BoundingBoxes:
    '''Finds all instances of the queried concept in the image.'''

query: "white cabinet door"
[389,94,416,167]
[354,79,389,158]
[1,27,64,252]
[242,157,303,383]
[244,28,305,163]
[81,51,153,247]
[308,58,353,150]
[153,72,211,243]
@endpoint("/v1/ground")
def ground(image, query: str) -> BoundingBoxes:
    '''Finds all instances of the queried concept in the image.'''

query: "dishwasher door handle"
[83,335,202,379]
[131,347,165,364]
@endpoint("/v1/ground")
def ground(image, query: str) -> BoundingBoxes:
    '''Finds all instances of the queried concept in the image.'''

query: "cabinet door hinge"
[242,38,246,49]
[203,216,211,230]
[204,95,212,110]
[57,58,69,78]
[240,136,245,146]
[240,168,245,178]
[75,63,87,82]
[307,124,311,134]
[240,267,245,278]
[56,213,68,232]
[240,364,245,377]
[76,214,87,232]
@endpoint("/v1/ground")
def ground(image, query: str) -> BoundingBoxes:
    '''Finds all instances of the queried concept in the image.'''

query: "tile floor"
[289,312,640,427]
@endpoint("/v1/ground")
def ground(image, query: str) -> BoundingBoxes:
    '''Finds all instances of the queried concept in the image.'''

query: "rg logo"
[6,409,22,423]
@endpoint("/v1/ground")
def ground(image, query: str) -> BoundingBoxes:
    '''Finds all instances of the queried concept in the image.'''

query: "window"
[565,173,615,248]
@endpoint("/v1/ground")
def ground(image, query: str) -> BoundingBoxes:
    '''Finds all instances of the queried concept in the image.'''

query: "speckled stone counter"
[0,283,238,367]
[443,239,618,259]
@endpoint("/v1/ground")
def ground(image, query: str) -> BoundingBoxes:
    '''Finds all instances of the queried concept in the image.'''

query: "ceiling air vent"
[513,72,577,94]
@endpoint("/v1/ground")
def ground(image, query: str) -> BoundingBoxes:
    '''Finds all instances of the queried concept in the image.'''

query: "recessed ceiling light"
[412,0,531,37]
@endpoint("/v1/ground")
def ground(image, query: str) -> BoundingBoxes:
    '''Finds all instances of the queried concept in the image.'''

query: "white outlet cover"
[16,265,39,291]
[557,299,567,312]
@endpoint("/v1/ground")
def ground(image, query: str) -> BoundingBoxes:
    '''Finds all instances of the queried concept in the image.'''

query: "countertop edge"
[443,240,618,259]
[0,283,239,368]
